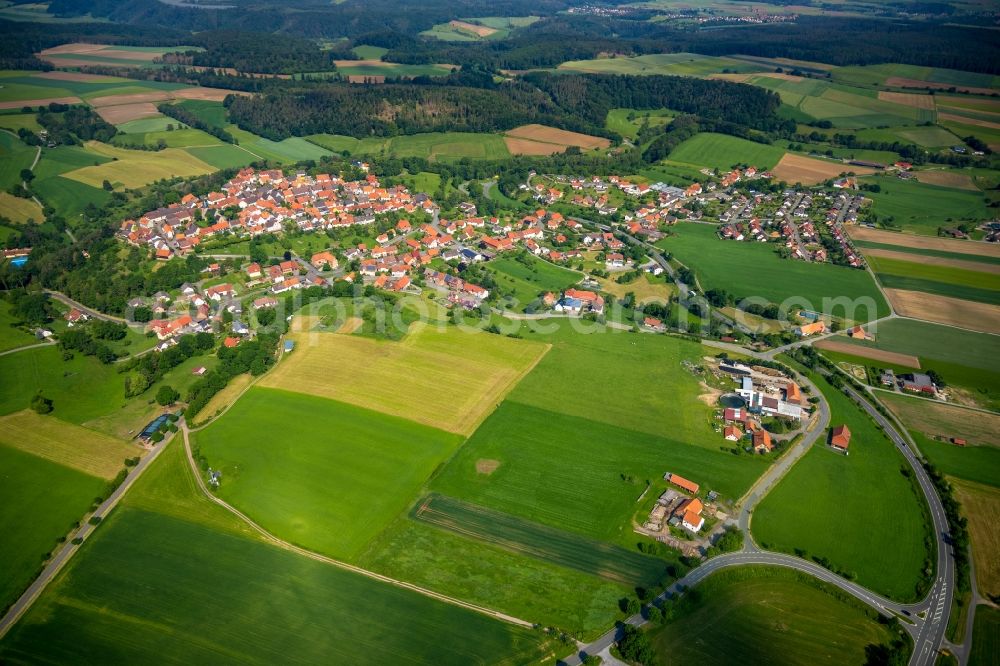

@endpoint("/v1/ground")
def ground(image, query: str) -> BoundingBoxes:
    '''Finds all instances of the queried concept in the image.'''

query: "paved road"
[561,345,955,666]
[0,435,169,639]
[843,384,955,666]
[0,340,55,357]
[43,290,130,325]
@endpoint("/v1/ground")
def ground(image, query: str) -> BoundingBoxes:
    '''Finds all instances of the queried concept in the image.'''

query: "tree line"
[224,72,782,141]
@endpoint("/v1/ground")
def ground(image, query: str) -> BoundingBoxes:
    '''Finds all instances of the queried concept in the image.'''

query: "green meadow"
[307,131,510,160]
[753,366,933,602]
[0,448,553,664]
[970,605,1000,666]
[226,125,332,164]
[656,223,890,318]
[0,131,36,190]
[605,108,674,140]
[559,53,765,78]
[0,300,38,352]
[0,443,106,611]
[360,513,631,638]
[861,177,991,235]
[910,432,1000,490]
[489,254,580,311]
[432,401,766,544]
[666,132,786,170]
[512,321,731,445]
[195,387,463,559]
[650,566,898,665]
[869,255,1000,306]
[841,318,1000,373]
[0,346,123,425]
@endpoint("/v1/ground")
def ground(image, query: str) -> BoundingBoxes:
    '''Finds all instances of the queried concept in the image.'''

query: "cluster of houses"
[659,473,706,532]
[423,268,490,309]
[716,361,807,452]
[718,189,865,266]
[143,281,241,342]
[117,168,435,260]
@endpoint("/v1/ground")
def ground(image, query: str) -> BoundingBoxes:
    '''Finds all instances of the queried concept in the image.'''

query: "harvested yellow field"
[951,479,1000,600]
[863,248,1000,275]
[39,43,162,61]
[883,288,1000,334]
[0,410,140,479]
[0,192,44,224]
[880,393,1000,447]
[772,153,875,185]
[193,373,253,425]
[505,124,611,150]
[815,338,920,367]
[848,226,1000,258]
[63,141,215,189]
[596,274,673,304]
[913,170,979,191]
[877,91,935,110]
[260,324,550,435]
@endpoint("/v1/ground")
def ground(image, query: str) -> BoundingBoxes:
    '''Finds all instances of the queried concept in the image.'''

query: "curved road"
[561,348,955,666]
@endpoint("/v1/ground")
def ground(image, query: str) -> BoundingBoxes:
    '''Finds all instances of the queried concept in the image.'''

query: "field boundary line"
[0,431,171,640]
[179,425,535,628]
[460,341,553,436]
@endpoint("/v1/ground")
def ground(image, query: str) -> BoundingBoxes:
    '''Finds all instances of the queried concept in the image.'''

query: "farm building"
[795,321,827,337]
[753,429,774,453]
[830,425,852,452]
[665,473,699,495]
[724,425,742,441]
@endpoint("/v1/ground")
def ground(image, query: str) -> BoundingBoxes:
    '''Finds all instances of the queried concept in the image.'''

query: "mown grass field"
[510,321,727,445]
[61,141,215,189]
[666,132,785,170]
[432,401,766,544]
[656,223,890,319]
[753,367,933,601]
[0,410,137,479]
[911,432,1000,490]
[488,254,580,311]
[869,254,1000,306]
[0,191,43,223]
[359,512,631,638]
[260,323,549,435]
[308,131,511,161]
[412,493,672,588]
[855,240,1000,267]
[558,53,764,78]
[196,388,463,559]
[0,443,107,613]
[951,479,1000,602]
[861,177,991,235]
[226,124,332,164]
[0,300,38,352]
[849,319,1000,373]
[0,496,554,664]
[970,605,1000,666]
[881,393,1000,449]
[0,346,123,425]
[650,566,897,665]
[605,108,674,140]
[0,131,36,190]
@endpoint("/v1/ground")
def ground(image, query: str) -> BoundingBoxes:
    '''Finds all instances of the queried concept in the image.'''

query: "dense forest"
[169,30,340,74]
[225,73,784,140]
[22,0,1000,75]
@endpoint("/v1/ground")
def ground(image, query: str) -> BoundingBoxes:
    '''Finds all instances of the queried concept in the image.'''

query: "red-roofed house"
[830,425,851,452]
